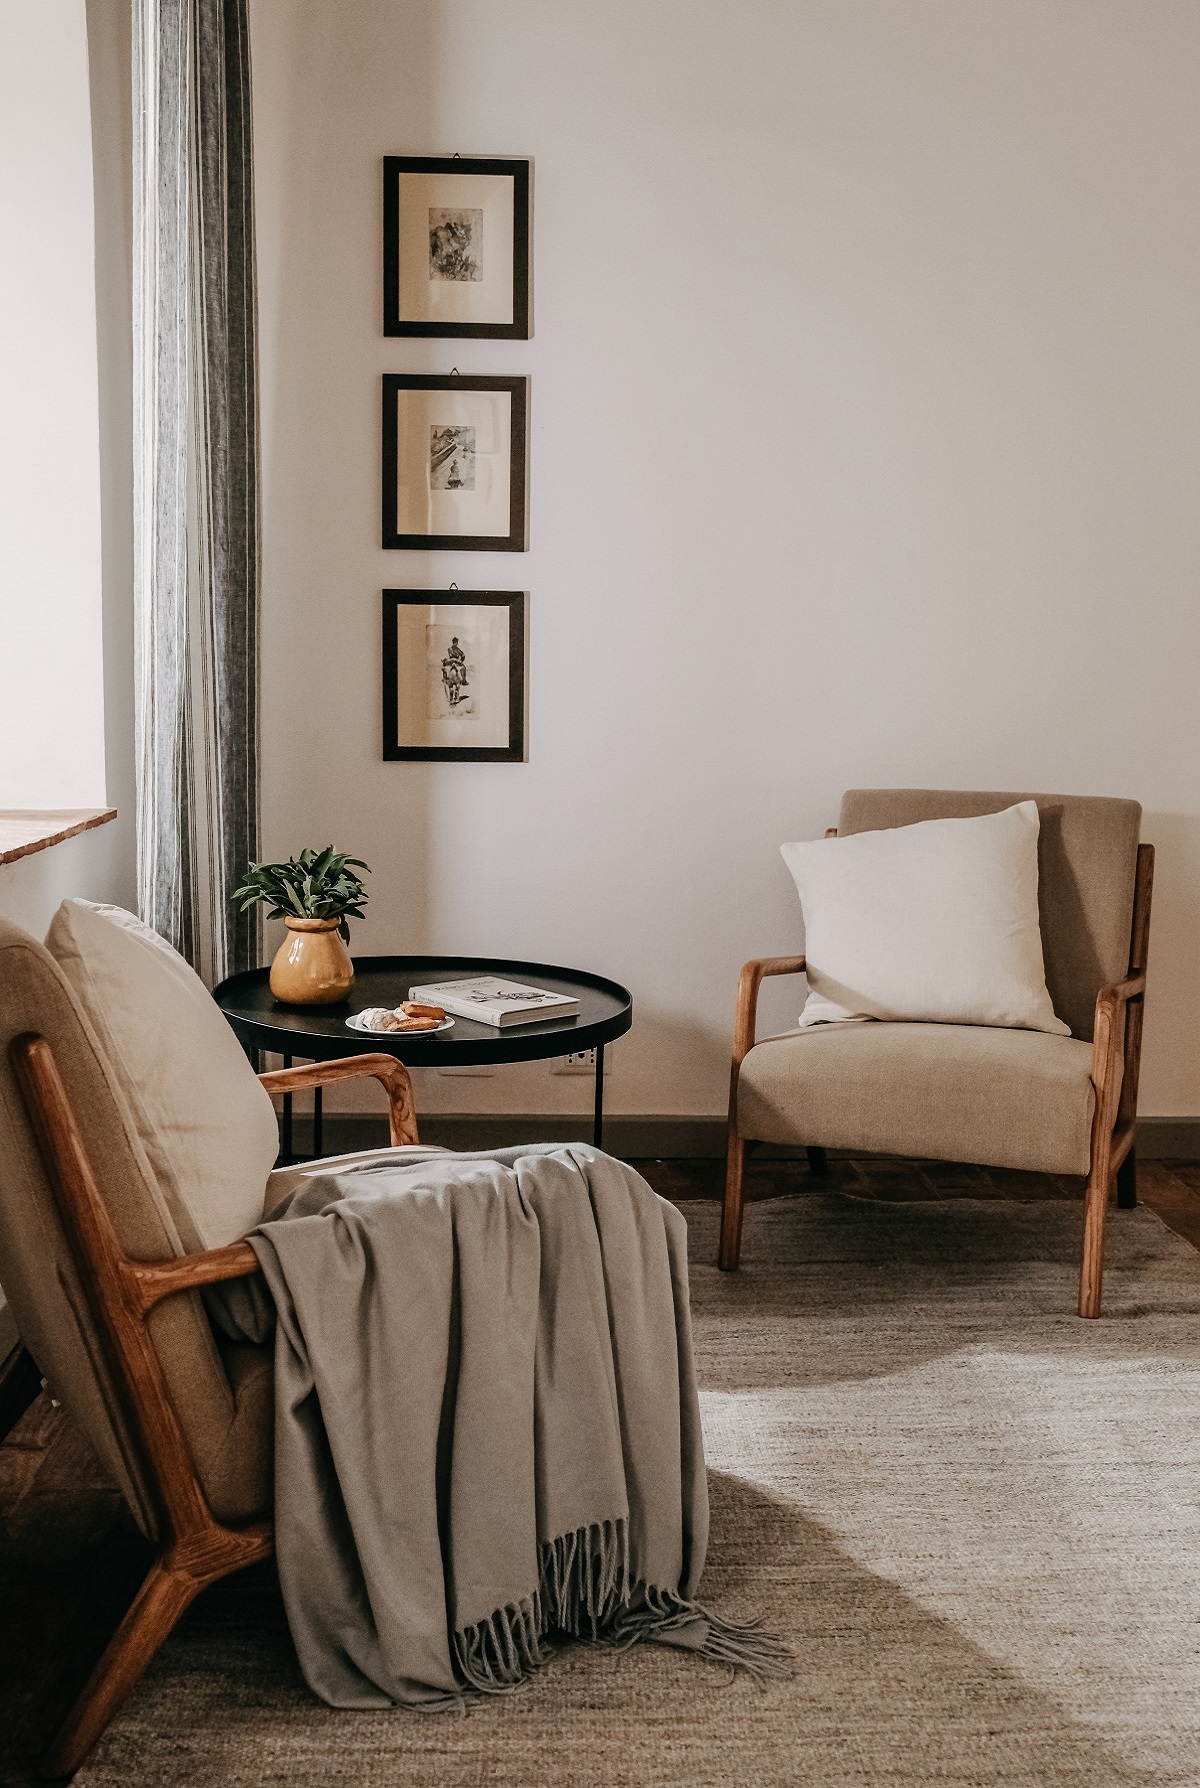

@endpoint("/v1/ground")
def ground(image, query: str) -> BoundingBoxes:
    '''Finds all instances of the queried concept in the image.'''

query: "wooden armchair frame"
[718,842,1154,1321]
[8,1041,418,1780]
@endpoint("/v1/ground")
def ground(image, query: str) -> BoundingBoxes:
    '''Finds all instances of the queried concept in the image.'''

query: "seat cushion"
[45,900,280,1251]
[201,1337,274,1525]
[263,1143,449,1218]
[738,1022,1102,1175]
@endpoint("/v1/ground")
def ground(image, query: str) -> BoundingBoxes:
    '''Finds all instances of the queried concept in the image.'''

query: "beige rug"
[77,1189,1200,1787]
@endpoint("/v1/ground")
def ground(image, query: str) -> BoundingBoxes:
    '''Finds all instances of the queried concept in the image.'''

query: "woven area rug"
[77,1188,1200,1787]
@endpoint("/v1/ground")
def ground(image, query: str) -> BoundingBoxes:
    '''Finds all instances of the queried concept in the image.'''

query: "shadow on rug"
[74,1192,1200,1788]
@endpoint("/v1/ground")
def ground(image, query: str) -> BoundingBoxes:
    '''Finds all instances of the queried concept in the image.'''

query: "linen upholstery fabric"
[782,803,1067,1035]
[839,790,1141,1042]
[216,1145,781,1708]
[46,899,279,1252]
[737,1023,1101,1174]
[0,920,270,1540]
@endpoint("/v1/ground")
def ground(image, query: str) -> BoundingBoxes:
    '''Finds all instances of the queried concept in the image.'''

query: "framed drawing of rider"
[383,156,530,339]
[382,374,529,551]
[382,589,527,762]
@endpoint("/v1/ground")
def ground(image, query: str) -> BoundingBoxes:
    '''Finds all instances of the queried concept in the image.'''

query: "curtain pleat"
[191,0,261,983]
[134,0,260,983]
[133,0,195,963]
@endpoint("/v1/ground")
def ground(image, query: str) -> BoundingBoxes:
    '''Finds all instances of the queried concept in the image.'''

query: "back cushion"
[782,803,1069,1034]
[45,901,279,1250]
[0,918,241,1543]
[838,792,1141,1041]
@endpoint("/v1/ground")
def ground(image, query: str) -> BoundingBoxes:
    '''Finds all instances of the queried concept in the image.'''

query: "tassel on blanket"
[451,1518,790,1695]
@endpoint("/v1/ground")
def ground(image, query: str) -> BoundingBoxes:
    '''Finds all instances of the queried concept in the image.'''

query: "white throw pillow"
[780,802,1069,1035]
[46,900,280,1250]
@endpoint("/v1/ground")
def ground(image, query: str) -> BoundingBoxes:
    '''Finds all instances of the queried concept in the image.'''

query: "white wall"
[0,0,137,932]
[0,0,136,1359]
[0,0,107,808]
[249,0,1200,1121]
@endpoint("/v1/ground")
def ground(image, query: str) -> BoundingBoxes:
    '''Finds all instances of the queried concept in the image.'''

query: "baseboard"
[1138,1118,1200,1160]
[286,1113,730,1158]
[284,1112,1200,1162]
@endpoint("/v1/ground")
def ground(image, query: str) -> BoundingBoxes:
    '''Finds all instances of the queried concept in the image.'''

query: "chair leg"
[1116,1145,1137,1209]
[42,1555,201,1780]
[806,1146,829,1177]
[718,1135,748,1272]
[1078,1157,1114,1320]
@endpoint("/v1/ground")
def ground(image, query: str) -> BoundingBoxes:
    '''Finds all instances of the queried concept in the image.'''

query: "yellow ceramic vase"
[269,917,355,1005]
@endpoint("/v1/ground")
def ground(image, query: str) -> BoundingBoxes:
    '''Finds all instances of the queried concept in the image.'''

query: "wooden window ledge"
[0,809,117,867]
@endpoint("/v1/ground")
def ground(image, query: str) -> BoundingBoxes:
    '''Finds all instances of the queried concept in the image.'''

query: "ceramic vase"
[269,916,355,1005]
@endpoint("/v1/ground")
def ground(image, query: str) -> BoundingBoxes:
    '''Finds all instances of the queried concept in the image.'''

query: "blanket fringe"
[451,1518,790,1695]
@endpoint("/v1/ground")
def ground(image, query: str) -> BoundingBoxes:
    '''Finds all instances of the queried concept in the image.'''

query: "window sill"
[0,809,118,867]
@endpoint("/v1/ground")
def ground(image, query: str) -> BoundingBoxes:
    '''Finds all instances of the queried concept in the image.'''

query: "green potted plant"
[233,848,370,1005]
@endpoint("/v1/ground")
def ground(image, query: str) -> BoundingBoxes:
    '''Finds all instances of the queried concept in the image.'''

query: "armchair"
[719,791,1152,1321]
[0,918,421,1777]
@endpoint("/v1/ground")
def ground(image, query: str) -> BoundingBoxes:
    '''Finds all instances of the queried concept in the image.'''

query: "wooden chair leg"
[718,1135,748,1272]
[806,1146,829,1176]
[42,1555,200,1780]
[1079,1151,1114,1320]
[1116,1146,1137,1210]
[41,1520,272,1780]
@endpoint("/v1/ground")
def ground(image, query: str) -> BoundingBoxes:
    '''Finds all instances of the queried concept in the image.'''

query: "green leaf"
[231,847,372,923]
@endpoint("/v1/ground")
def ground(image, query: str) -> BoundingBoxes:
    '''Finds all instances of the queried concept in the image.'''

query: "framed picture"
[383,589,527,762]
[383,155,530,339]
[382,374,528,552]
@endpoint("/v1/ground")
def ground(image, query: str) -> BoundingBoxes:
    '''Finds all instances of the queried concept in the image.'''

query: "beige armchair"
[0,918,420,1777]
[719,791,1152,1320]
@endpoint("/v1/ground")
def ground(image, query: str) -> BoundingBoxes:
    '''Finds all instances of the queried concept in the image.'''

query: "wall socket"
[552,1047,610,1076]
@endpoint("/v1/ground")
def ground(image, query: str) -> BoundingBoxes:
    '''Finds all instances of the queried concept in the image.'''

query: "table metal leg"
[313,1086,323,1159]
[281,1053,293,1164]
[593,1045,605,1151]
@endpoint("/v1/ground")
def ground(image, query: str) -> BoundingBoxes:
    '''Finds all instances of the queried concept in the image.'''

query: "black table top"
[213,954,633,1066]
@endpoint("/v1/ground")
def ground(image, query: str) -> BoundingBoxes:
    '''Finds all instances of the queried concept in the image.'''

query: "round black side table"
[213,955,633,1159]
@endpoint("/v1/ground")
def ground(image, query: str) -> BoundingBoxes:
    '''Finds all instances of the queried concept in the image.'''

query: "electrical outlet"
[552,1048,611,1076]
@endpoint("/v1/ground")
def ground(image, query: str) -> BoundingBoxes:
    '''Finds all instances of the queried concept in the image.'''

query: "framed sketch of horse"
[382,375,529,552]
[382,590,527,763]
[383,156,531,339]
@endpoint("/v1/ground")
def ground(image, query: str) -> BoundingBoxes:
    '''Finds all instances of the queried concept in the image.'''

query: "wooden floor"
[3,1154,1199,1785]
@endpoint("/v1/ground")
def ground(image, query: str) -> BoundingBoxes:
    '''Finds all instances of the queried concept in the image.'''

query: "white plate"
[345,1012,455,1035]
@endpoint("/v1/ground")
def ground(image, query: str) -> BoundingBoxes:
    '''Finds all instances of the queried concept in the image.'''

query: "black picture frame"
[383,589,527,763]
[382,374,529,553]
[384,155,530,339]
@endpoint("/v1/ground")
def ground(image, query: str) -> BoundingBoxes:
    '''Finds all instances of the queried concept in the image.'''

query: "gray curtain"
[133,0,260,984]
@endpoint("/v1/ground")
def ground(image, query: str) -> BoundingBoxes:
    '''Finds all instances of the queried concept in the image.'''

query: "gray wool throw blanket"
[216,1143,787,1709]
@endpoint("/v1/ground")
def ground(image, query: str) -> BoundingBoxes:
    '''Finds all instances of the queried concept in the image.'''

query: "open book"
[407,975,580,1028]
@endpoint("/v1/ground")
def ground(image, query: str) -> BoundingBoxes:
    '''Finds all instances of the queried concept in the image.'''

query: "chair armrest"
[1096,973,1146,1009]
[123,1241,261,1316]
[1089,972,1148,1145]
[732,956,807,1066]
[259,1052,418,1146]
[1091,972,1147,1084]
